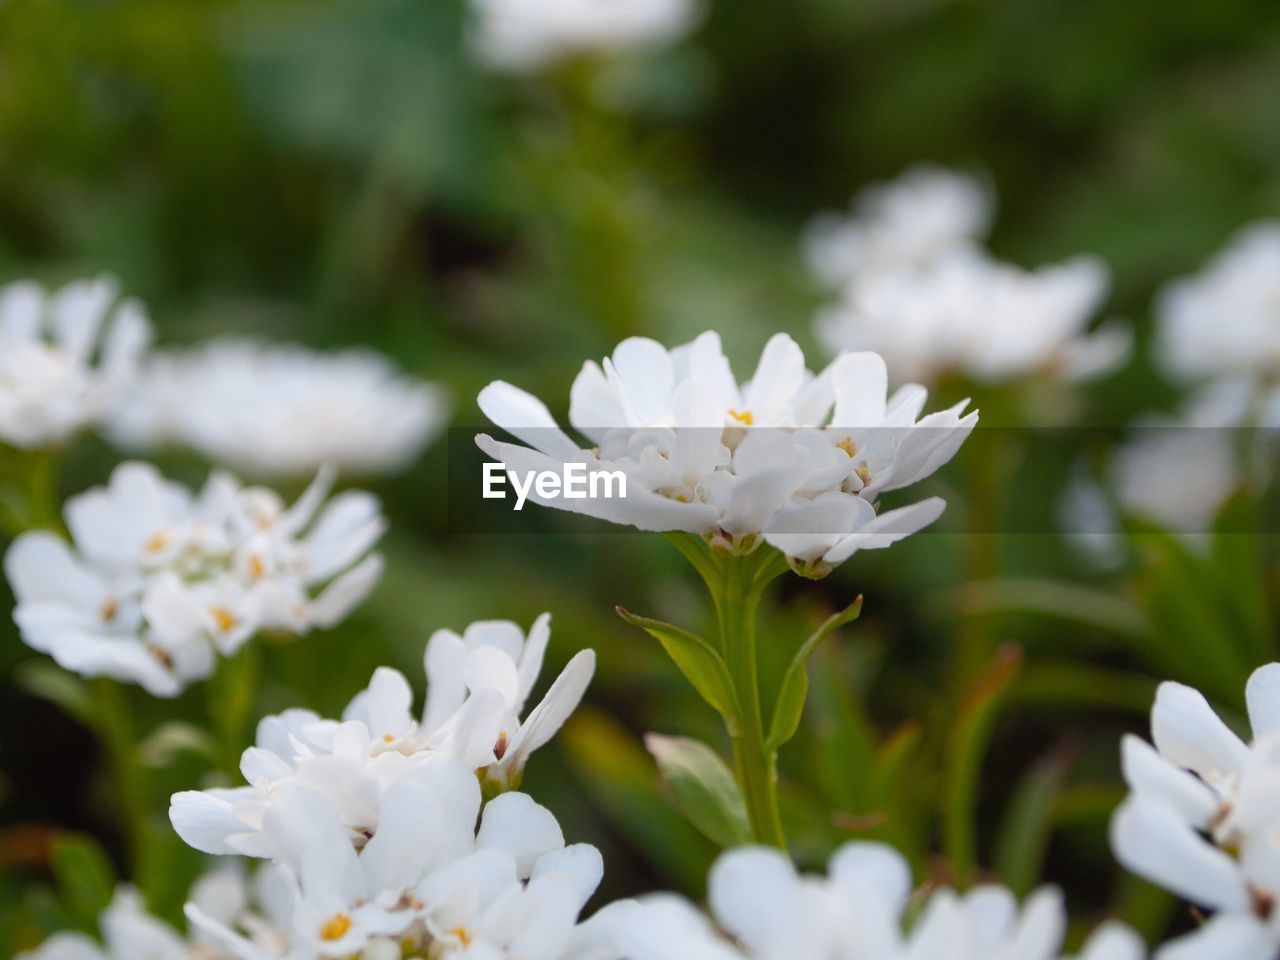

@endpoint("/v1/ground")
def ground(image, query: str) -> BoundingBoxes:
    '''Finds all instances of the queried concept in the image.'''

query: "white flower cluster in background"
[477,331,977,575]
[0,276,151,449]
[2,461,385,696]
[469,0,699,72]
[166,615,601,959]
[1156,222,1280,387]
[109,339,448,478]
[606,843,1143,960]
[810,166,1128,387]
[17,871,284,960]
[1112,663,1280,958]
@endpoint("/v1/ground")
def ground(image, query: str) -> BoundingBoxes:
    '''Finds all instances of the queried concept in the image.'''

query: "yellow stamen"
[145,531,168,553]
[449,927,473,947]
[320,913,352,941]
[855,464,872,486]
[100,598,119,623]
[727,408,754,425]
[209,606,238,632]
[247,554,266,579]
[836,437,856,458]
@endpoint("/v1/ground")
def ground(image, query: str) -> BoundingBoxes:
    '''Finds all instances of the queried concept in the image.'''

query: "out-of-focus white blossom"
[1156,222,1280,385]
[17,871,273,960]
[477,331,976,576]
[3,461,385,696]
[470,0,699,72]
[1112,664,1280,958]
[0,276,150,449]
[804,165,992,288]
[810,167,1127,387]
[169,613,592,856]
[604,842,1144,960]
[109,339,447,477]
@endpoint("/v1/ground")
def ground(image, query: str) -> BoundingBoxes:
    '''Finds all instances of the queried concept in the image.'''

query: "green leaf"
[137,721,219,768]
[766,597,863,752]
[616,607,739,723]
[993,748,1075,895]
[646,734,751,849]
[50,833,116,931]
[933,578,1152,641]
[560,710,715,892]
[944,644,1023,889]
[15,661,94,727]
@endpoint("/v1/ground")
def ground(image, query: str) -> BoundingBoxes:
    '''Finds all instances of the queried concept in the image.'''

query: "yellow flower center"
[145,531,169,553]
[727,408,754,425]
[320,913,352,941]
[247,554,266,579]
[209,606,238,632]
[836,437,856,458]
[449,927,473,947]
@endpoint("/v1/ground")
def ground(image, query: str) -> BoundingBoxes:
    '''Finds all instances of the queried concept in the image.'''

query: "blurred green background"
[2,0,1280,953]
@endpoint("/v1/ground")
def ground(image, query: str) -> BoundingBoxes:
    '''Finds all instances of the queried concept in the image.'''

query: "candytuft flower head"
[604,842,1144,960]
[3,461,385,696]
[476,331,976,577]
[0,276,151,450]
[469,0,700,72]
[1112,663,1280,958]
[108,338,448,477]
[1156,221,1280,385]
[810,167,1127,387]
[169,613,592,856]
[169,628,603,960]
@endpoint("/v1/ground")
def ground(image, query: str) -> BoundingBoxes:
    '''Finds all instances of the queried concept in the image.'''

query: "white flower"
[3,461,385,696]
[16,872,264,960]
[476,331,976,575]
[1111,664,1280,958]
[0,276,150,449]
[816,242,1123,388]
[180,764,605,959]
[803,165,993,288]
[1156,222,1280,384]
[170,613,593,856]
[604,843,1143,960]
[108,339,448,477]
[469,0,699,72]
[1110,417,1238,535]
[809,167,1126,387]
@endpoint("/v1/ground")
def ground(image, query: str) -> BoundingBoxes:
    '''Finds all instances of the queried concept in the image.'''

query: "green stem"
[707,546,788,849]
[91,679,148,873]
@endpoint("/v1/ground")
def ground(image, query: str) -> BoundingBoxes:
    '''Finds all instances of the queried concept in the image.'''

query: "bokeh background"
[2,0,1280,953]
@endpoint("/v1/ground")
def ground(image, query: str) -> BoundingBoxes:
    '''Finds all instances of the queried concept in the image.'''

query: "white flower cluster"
[1112,664,1280,958]
[810,166,1127,387]
[477,331,976,575]
[165,615,600,959]
[469,0,699,72]
[1156,222,1280,387]
[17,870,285,960]
[2,461,385,696]
[0,276,151,450]
[109,338,449,478]
[606,843,1143,960]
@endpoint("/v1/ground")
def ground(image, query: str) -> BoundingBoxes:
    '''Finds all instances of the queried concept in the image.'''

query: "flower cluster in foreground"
[108,338,448,478]
[0,276,151,450]
[608,843,1143,960]
[810,166,1127,387]
[477,331,976,576]
[166,615,600,958]
[469,0,699,71]
[1112,663,1280,958]
[3,461,385,695]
